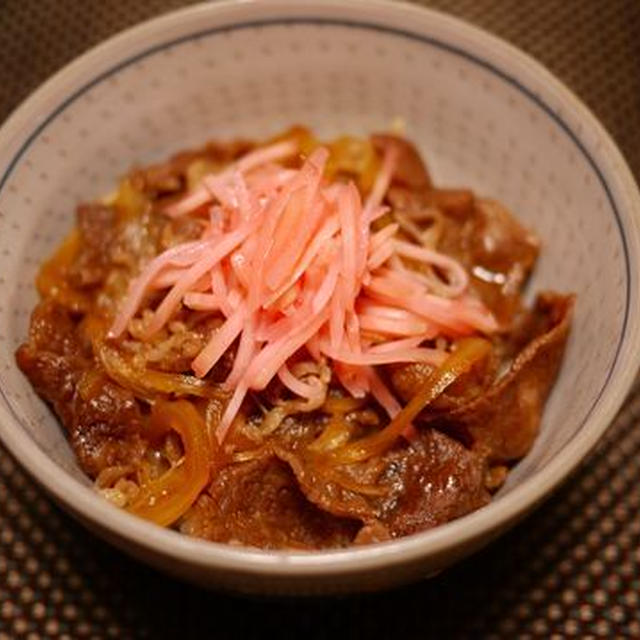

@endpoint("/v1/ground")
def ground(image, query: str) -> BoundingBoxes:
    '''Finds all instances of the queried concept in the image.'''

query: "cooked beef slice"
[388,187,539,325]
[15,301,146,477]
[431,293,574,462]
[274,427,490,540]
[179,456,359,549]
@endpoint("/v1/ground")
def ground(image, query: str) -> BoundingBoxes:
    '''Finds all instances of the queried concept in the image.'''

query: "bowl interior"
[0,8,631,511]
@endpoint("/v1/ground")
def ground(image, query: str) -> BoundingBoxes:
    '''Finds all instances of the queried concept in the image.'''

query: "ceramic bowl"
[1,0,639,595]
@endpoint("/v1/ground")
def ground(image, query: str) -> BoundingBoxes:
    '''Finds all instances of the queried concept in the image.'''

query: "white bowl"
[1,0,639,595]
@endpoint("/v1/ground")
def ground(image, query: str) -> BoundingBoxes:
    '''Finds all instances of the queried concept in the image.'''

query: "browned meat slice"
[274,446,376,523]
[119,313,229,376]
[274,428,490,540]
[69,203,118,288]
[439,197,540,324]
[15,349,80,428]
[388,362,438,405]
[15,301,147,477]
[132,139,255,197]
[387,185,475,225]
[375,428,490,536]
[162,216,206,247]
[372,134,432,189]
[179,457,359,549]
[22,299,87,357]
[15,301,87,425]
[67,373,147,477]
[387,346,498,419]
[388,187,539,325]
[432,293,574,462]
[386,294,573,460]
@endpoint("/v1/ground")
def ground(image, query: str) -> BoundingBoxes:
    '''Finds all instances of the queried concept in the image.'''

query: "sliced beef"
[274,427,490,540]
[432,293,574,462]
[385,294,573,461]
[69,203,118,288]
[387,362,438,405]
[274,446,377,524]
[179,456,359,549]
[375,428,490,536]
[132,139,255,198]
[388,187,539,325]
[15,301,88,427]
[372,134,432,189]
[121,313,228,376]
[21,299,87,357]
[68,373,147,476]
[15,301,146,477]
[386,344,498,417]
[162,216,206,247]
[15,349,80,428]
[388,185,475,222]
[439,197,540,325]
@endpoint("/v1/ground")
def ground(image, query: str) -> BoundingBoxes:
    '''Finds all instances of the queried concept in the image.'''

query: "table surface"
[1,0,639,638]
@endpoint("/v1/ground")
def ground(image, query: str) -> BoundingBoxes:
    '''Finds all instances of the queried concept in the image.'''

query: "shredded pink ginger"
[109,138,498,442]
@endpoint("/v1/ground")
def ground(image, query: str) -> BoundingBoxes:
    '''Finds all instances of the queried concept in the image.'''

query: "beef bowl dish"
[16,128,574,550]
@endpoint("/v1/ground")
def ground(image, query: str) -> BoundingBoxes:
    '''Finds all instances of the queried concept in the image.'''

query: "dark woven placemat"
[1,1,639,637]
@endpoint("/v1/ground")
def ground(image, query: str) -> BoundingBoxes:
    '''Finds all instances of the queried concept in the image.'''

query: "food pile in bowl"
[15,126,574,549]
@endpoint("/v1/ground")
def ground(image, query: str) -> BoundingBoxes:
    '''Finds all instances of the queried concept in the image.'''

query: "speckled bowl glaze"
[0,0,639,595]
